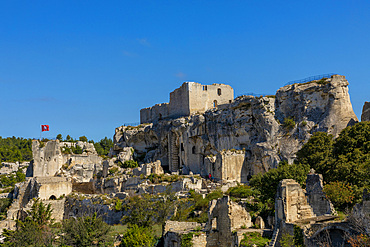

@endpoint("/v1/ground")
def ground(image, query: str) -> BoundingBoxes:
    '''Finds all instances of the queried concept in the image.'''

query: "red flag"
[41,125,49,132]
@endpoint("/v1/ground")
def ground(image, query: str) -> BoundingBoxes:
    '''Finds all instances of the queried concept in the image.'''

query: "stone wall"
[35,177,72,200]
[140,103,169,124]
[140,82,234,124]
[118,75,358,183]
[164,221,203,233]
[361,101,370,122]
[206,196,252,247]
[275,179,315,224]
[32,140,64,177]
[214,150,248,183]
[306,172,336,216]
[32,140,102,182]
[187,82,233,115]
[169,83,190,119]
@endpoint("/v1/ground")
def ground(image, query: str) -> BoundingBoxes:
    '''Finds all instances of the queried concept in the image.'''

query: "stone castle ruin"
[0,74,368,246]
[114,75,358,183]
[140,82,234,123]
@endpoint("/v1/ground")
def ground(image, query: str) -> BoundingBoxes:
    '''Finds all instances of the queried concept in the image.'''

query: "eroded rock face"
[276,179,315,223]
[113,75,358,181]
[361,102,370,122]
[306,172,336,216]
[32,140,102,182]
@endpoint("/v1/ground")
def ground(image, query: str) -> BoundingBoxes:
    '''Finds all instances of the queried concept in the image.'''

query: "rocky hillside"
[113,75,358,182]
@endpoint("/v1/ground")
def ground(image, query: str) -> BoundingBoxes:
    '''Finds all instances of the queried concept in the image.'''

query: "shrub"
[109,167,119,174]
[181,232,193,247]
[61,213,112,247]
[118,160,139,169]
[324,181,355,210]
[119,224,155,247]
[227,184,257,198]
[283,117,296,130]
[240,232,270,247]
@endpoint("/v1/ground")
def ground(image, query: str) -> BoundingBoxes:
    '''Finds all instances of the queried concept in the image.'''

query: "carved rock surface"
[113,75,358,180]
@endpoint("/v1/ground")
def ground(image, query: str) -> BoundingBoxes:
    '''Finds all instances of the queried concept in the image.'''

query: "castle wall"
[188,83,233,114]
[213,150,248,183]
[32,140,64,177]
[140,82,234,123]
[140,103,169,124]
[36,177,72,200]
[169,83,190,119]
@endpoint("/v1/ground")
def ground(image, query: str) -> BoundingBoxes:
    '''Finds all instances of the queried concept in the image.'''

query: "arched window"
[213,100,218,107]
[192,146,196,154]
[49,195,56,200]
[217,88,222,96]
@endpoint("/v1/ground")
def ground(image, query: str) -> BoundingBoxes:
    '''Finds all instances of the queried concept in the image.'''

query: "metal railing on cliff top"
[284,73,337,86]
[236,73,337,98]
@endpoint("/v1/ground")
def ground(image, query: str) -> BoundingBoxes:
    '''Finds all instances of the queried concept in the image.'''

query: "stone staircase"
[0,179,31,232]
[268,227,279,247]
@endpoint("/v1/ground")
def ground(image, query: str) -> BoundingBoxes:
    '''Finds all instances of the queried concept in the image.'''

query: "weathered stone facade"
[32,140,102,182]
[306,172,336,216]
[115,75,358,182]
[275,179,315,224]
[140,82,234,124]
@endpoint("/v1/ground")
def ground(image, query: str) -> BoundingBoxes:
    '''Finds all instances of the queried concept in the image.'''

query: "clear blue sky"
[1,1,369,141]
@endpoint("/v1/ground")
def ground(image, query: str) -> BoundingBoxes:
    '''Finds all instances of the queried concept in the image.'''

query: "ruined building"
[140,82,234,123]
[114,75,358,182]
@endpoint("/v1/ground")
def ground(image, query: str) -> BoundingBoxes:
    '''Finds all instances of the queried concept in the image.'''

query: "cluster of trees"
[249,122,370,212]
[0,137,32,163]
[3,199,113,247]
[56,134,113,156]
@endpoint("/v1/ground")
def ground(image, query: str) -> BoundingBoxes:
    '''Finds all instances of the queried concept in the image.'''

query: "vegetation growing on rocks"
[0,136,32,162]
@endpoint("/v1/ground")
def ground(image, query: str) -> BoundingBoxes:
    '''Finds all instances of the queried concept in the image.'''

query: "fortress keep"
[140,82,234,124]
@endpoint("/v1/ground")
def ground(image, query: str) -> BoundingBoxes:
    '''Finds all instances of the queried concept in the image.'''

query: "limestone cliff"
[113,75,358,182]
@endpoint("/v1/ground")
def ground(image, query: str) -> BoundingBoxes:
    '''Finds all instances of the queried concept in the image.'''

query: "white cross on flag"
[41,125,49,132]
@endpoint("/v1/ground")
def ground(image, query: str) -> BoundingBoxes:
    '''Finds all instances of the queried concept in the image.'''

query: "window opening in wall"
[203,86,207,91]
[218,88,222,96]
[213,100,218,107]
[159,113,162,120]
[49,195,56,200]
[181,143,184,151]
[192,146,196,154]
[229,100,232,103]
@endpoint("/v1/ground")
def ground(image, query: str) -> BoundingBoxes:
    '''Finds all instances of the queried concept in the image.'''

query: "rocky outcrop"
[113,75,358,181]
[306,171,336,216]
[361,101,370,122]
[275,179,315,224]
[32,140,103,182]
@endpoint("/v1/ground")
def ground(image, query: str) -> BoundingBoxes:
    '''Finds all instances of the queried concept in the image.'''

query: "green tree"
[2,198,55,246]
[56,134,63,141]
[122,194,158,228]
[94,137,113,156]
[0,136,32,162]
[324,181,355,210]
[66,135,72,141]
[79,136,88,142]
[250,161,310,202]
[119,224,155,247]
[61,213,112,247]
[295,132,334,174]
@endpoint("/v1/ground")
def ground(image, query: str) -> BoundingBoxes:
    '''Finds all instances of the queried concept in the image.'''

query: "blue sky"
[1,1,369,141]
